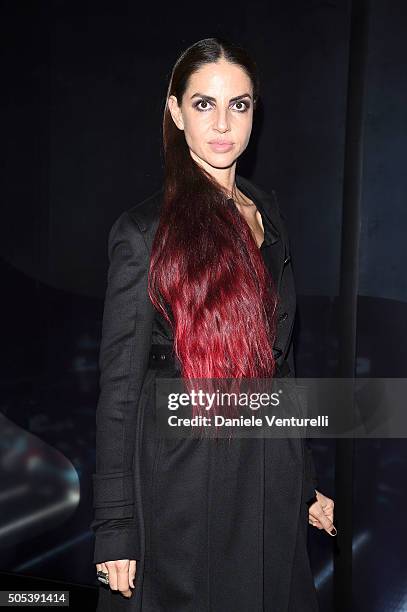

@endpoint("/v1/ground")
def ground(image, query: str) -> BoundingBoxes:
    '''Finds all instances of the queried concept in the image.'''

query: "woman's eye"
[193,99,250,112]
[232,101,250,112]
[194,99,212,111]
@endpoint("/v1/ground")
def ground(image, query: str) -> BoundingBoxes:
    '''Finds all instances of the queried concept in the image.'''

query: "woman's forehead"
[186,62,252,91]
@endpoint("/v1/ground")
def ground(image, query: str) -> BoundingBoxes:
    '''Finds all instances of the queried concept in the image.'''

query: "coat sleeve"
[90,210,153,564]
[287,341,319,502]
[304,442,318,490]
[273,188,319,503]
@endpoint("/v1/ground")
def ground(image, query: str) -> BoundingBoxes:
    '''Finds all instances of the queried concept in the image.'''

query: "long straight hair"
[148,38,279,427]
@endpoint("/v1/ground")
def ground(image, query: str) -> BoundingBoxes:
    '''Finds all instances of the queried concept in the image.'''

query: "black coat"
[91,174,319,611]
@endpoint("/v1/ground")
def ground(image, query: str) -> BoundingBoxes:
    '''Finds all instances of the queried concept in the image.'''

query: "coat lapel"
[235,174,281,245]
[235,174,286,294]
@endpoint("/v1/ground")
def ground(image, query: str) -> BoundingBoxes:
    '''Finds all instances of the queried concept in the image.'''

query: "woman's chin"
[206,153,238,170]
[190,149,238,171]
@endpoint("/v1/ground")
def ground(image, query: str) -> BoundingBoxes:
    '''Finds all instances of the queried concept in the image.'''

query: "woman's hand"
[96,559,137,598]
[308,489,337,536]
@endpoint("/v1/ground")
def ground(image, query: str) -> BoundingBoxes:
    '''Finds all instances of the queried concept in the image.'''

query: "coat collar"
[235,174,281,245]
[127,173,282,254]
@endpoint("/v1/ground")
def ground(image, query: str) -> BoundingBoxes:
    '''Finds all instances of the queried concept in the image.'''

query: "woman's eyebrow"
[190,92,252,102]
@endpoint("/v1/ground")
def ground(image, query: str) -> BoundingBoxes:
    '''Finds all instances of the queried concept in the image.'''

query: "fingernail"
[330,527,337,536]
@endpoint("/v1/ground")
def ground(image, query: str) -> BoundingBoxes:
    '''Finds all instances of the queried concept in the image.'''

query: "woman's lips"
[208,141,234,153]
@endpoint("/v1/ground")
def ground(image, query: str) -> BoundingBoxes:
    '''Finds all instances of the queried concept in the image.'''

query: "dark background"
[1,1,406,610]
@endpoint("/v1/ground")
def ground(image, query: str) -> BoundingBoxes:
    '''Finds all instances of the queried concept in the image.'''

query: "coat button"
[278,312,288,323]
[283,255,291,265]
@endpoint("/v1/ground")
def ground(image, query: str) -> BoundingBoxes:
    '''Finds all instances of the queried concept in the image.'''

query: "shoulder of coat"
[125,186,164,234]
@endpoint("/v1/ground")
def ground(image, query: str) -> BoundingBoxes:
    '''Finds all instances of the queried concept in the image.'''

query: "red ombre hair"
[148,38,279,418]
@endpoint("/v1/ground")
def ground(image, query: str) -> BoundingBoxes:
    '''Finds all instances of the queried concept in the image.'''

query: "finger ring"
[97,570,109,585]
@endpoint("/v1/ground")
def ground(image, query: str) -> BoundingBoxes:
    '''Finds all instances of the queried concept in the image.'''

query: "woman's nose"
[214,109,230,131]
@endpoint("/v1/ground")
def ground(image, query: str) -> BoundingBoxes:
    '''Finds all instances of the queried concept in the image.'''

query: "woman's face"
[168,58,254,172]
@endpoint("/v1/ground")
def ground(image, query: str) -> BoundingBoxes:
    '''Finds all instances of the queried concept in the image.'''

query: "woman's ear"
[167,95,184,131]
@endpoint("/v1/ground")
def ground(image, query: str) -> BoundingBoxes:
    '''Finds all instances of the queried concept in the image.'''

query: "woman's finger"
[309,502,337,536]
[105,562,118,591]
[95,562,109,581]
[115,560,133,598]
[308,516,323,528]
[129,560,137,589]
[321,498,334,527]
[313,505,337,535]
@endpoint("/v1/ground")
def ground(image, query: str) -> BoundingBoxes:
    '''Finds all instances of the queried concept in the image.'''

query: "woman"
[91,37,336,611]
